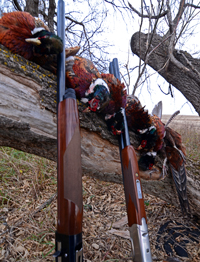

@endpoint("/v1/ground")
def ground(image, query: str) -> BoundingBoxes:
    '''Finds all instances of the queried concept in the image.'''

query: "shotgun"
[109,59,152,262]
[54,1,83,261]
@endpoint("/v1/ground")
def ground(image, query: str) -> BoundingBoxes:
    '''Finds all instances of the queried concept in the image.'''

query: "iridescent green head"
[25,28,63,55]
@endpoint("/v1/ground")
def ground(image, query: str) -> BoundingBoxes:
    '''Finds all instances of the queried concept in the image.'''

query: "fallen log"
[0,44,200,218]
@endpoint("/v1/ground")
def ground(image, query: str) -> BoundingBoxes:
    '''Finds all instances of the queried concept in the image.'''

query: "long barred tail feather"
[170,163,190,215]
[165,110,180,127]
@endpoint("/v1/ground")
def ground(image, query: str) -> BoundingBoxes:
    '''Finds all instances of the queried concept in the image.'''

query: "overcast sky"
[70,0,199,116]
[101,1,199,116]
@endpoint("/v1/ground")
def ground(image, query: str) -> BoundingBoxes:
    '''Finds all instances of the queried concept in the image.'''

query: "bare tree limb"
[132,0,165,95]
[128,2,168,19]
[12,0,22,11]
[48,0,56,32]
[131,31,200,115]
[24,0,39,17]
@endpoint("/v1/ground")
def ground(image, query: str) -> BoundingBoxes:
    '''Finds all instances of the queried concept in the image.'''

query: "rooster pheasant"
[65,56,127,115]
[135,103,190,214]
[0,12,63,68]
[0,11,80,73]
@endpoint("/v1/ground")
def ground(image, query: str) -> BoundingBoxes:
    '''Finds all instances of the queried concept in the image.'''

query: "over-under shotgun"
[109,59,152,262]
[54,1,83,261]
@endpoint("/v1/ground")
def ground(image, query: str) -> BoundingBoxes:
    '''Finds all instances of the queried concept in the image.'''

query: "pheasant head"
[25,28,63,55]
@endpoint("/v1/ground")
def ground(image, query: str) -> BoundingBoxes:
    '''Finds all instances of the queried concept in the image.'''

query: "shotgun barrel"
[54,1,83,261]
[109,59,152,262]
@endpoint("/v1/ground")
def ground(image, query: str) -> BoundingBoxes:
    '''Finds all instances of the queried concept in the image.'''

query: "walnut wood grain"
[57,98,83,235]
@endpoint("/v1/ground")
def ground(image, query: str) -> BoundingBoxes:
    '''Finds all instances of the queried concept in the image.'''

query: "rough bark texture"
[24,0,39,17]
[48,0,56,33]
[0,44,200,218]
[131,32,200,116]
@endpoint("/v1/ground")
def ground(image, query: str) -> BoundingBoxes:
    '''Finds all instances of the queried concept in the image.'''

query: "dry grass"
[0,122,200,261]
[177,127,200,161]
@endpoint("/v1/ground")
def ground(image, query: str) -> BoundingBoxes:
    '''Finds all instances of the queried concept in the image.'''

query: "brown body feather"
[0,12,48,60]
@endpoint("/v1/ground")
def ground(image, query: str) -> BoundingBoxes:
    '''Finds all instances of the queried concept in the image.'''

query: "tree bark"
[131,31,200,116]
[0,44,200,218]
[48,0,56,33]
[24,0,39,17]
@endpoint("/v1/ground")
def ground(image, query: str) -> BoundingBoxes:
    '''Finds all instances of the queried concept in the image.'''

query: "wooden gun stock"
[57,91,83,237]
[54,1,83,261]
[55,89,83,261]
[121,142,152,262]
[109,59,152,262]
[121,145,146,227]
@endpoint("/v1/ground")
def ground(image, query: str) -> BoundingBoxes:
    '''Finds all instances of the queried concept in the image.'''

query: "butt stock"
[57,90,83,237]
[110,59,152,262]
[54,89,83,261]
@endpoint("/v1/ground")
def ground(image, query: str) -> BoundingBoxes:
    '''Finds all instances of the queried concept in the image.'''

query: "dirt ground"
[1,171,200,262]
[1,115,200,261]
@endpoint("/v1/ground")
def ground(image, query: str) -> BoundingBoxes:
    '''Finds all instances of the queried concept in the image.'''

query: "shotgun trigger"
[76,248,83,262]
[52,250,61,258]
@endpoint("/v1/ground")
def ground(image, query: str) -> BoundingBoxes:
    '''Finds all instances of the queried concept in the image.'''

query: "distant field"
[162,115,200,130]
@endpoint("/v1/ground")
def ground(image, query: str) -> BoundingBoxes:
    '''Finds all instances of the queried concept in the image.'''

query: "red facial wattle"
[141,140,147,148]
[88,98,100,112]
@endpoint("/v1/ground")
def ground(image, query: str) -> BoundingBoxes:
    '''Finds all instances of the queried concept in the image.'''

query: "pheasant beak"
[83,107,91,113]
[25,38,41,46]
[137,145,143,150]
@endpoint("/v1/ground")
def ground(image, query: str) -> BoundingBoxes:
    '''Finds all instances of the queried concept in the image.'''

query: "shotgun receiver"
[54,1,83,261]
[109,59,152,262]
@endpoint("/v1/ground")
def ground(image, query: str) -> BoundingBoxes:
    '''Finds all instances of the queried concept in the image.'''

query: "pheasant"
[65,58,190,213]
[164,126,190,214]
[81,78,110,112]
[125,95,152,131]
[65,56,127,117]
[0,12,63,68]
[135,102,190,214]
[65,56,101,99]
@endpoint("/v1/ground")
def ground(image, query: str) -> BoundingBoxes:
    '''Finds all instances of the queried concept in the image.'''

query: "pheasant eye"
[38,35,47,40]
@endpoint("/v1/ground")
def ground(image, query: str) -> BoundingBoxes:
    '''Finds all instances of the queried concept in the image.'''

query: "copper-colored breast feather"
[101,74,127,115]
[65,56,101,99]
[151,115,165,151]
[0,12,36,59]
[126,98,152,131]
[165,126,186,155]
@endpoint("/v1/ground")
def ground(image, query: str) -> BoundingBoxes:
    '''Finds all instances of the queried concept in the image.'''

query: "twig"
[31,192,57,217]
[11,193,57,229]
[132,0,165,95]
[128,2,168,19]
[179,51,200,78]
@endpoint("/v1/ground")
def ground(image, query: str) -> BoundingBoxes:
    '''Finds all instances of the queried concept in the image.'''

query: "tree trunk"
[0,44,200,218]
[24,0,39,17]
[130,32,200,116]
[48,0,56,33]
